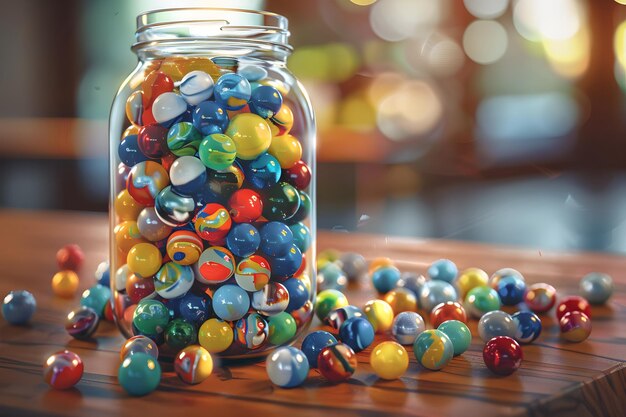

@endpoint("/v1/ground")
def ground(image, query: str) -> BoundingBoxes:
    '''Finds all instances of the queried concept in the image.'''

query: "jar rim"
[133,8,292,56]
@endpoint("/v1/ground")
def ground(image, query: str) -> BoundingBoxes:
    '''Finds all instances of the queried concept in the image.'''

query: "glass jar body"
[109,51,316,359]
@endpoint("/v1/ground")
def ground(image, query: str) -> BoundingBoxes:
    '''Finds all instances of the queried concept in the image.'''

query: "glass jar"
[109,8,316,359]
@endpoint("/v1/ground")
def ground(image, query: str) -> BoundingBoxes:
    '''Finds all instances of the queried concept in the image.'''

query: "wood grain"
[0,210,624,417]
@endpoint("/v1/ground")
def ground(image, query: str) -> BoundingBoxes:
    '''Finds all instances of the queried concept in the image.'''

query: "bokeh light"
[423,35,465,77]
[376,80,442,141]
[288,43,359,82]
[463,20,508,65]
[370,0,441,42]
[513,0,582,42]
[367,72,405,105]
[463,0,509,19]
[351,0,378,5]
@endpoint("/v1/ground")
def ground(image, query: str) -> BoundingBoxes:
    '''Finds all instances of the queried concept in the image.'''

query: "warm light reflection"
[370,0,441,42]
[351,0,378,5]
[544,25,590,79]
[463,20,508,65]
[376,80,442,140]
[339,94,377,131]
[614,20,626,69]
[367,72,405,105]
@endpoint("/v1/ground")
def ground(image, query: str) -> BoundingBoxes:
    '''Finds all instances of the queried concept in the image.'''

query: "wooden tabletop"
[0,210,624,417]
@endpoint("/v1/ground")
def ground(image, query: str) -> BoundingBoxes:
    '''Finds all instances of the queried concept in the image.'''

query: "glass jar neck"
[132,8,292,64]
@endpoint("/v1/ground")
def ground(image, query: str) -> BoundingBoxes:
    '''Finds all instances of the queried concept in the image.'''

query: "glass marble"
[43,350,83,390]
[413,329,454,371]
[167,122,203,156]
[478,310,516,342]
[115,265,131,292]
[80,284,112,317]
[192,101,229,136]
[419,280,458,313]
[235,313,269,349]
[370,341,409,380]
[268,312,297,345]
[137,207,173,241]
[174,345,213,384]
[66,306,100,340]
[169,156,207,196]
[152,92,187,125]
[559,311,592,342]
[282,277,310,312]
[132,299,170,335]
[383,288,418,315]
[371,266,401,294]
[154,186,196,227]
[56,244,84,271]
[212,285,250,321]
[115,221,147,254]
[126,90,144,125]
[269,243,303,278]
[368,257,393,274]
[166,230,203,265]
[226,223,260,258]
[142,70,174,109]
[118,135,150,167]
[556,296,592,322]
[120,335,159,361]
[138,124,169,159]
[249,85,282,118]
[301,330,338,368]
[198,318,234,353]
[269,103,294,136]
[252,282,289,316]
[238,65,267,82]
[126,273,156,304]
[524,283,556,314]
[95,260,110,287]
[225,113,272,160]
[291,299,314,328]
[196,246,236,284]
[427,259,458,283]
[179,70,214,105]
[126,161,170,206]
[496,276,526,306]
[317,343,357,383]
[266,346,309,388]
[198,133,237,171]
[317,263,348,292]
[511,311,542,344]
[172,291,212,326]
[262,182,301,222]
[430,301,467,328]
[488,268,524,290]
[338,252,367,282]
[291,191,311,223]
[234,255,271,292]
[457,267,489,299]
[391,311,426,345]
[339,317,375,352]
[118,352,161,396]
[51,270,79,298]
[281,159,311,190]
[290,222,311,253]
[228,189,263,223]
[193,203,232,243]
[242,153,281,189]
[464,285,501,319]
[115,189,145,221]
[315,289,349,322]
[437,320,471,356]
[363,299,394,333]
[154,262,194,299]
[268,134,302,169]
[260,221,293,257]
[396,272,427,299]
[482,336,523,375]
[207,163,245,198]
[579,272,613,305]
[127,243,162,278]
[164,318,196,350]
[214,73,251,110]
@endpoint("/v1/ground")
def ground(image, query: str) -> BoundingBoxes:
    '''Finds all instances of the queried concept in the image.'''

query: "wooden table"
[0,210,624,417]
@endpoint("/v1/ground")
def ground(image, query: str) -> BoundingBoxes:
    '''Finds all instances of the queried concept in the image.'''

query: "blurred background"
[1,0,626,253]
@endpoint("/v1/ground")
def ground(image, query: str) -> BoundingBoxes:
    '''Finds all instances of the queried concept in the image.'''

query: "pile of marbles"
[50,244,84,298]
[113,57,313,359]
